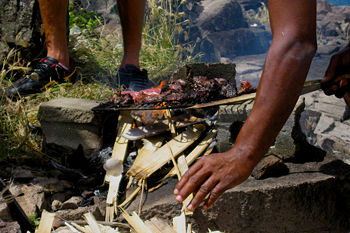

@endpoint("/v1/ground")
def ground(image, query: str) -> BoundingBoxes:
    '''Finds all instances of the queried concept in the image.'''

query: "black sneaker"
[117,64,153,91]
[6,57,77,98]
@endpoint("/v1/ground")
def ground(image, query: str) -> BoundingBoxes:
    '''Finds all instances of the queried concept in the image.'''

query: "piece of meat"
[237,80,256,95]
[109,78,255,107]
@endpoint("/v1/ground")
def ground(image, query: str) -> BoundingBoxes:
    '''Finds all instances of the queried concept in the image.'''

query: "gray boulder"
[197,0,248,32]
[0,0,43,62]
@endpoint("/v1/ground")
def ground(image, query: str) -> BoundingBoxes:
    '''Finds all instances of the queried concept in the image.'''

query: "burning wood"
[127,124,206,179]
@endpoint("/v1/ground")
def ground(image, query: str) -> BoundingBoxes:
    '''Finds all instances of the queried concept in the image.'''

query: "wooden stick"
[120,208,153,233]
[127,125,205,178]
[84,212,102,233]
[71,222,90,233]
[188,93,256,109]
[162,129,216,180]
[172,212,186,233]
[145,217,177,233]
[169,145,182,180]
[118,185,141,208]
[177,155,193,215]
[138,179,146,216]
[36,210,55,233]
[105,111,133,222]
[67,220,129,228]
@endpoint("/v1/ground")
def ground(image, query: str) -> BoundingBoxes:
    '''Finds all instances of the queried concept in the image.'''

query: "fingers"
[322,54,339,84]
[187,177,219,211]
[203,183,225,210]
[175,162,211,203]
[174,159,203,195]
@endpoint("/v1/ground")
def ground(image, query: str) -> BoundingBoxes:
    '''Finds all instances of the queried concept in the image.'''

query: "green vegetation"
[0,0,196,162]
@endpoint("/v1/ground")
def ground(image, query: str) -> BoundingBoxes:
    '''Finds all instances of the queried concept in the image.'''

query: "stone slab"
[126,154,350,232]
[38,97,118,158]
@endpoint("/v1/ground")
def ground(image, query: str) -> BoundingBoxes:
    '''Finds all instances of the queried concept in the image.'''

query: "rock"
[317,0,350,39]
[32,177,69,193]
[56,206,91,221]
[15,184,45,217]
[0,0,43,62]
[53,193,70,204]
[61,196,83,210]
[51,200,63,211]
[12,167,34,180]
[252,155,289,179]
[38,97,118,159]
[9,185,23,198]
[69,25,82,36]
[197,0,248,32]
[0,219,21,233]
[93,195,106,218]
[125,154,350,232]
[172,62,236,84]
[299,91,350,164]
[208,27,271,57]
[0,203,12,221]
[77,0,120,30]
[91,204,105,221]
[216,99,254,152]
[237,0,267,11]
[267,98,305,160]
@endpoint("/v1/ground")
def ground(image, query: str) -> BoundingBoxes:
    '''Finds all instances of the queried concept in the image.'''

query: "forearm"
[230,38,316,167]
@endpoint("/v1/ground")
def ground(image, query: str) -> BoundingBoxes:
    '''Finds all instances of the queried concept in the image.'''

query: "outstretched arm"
[174,0,317,211]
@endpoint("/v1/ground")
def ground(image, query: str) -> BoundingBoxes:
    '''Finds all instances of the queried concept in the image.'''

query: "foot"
[117,64,153,92]
[6,57,77,98]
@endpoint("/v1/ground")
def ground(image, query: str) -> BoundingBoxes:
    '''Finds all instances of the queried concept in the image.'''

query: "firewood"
[145,217,177,233]
[84,212,102,233]
[127,124,206,179]
[36,210,55,233]
[177,155,193,215]
[188,93,256,109]
[163,129,217,180]
[118,185,141,208]
[172,212,186,233]
[121,208,154,233]
[105,111,133,222]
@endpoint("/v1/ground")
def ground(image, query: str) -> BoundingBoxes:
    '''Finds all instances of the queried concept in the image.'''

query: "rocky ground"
[1,0,350,232]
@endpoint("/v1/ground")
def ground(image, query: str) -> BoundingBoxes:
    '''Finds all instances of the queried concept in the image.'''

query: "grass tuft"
[0,0,196,162]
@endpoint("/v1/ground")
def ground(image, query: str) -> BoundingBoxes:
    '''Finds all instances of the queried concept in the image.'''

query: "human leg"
[116,0,153,91]
[38,0,70,67]
[6,0,76,98]
[117,0,146,68]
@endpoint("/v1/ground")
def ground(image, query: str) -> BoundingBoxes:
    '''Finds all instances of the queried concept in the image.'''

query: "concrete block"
[38,97,118,158]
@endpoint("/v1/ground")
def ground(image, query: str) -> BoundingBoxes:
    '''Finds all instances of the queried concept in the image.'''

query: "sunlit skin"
[174,0,319,211]
[38,0,146,69]
[174,0,350,212]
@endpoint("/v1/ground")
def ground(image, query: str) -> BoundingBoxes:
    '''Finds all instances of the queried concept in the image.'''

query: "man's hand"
[321,43,350,98]
[173,149,255,211]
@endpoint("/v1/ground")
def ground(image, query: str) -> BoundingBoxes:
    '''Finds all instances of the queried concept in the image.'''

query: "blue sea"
[328,0,350,6]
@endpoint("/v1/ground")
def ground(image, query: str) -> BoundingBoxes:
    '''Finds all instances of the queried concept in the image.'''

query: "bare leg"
[117,0,146,68]
[38,0,70,67]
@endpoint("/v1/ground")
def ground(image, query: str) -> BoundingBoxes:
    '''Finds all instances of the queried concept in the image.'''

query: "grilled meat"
[110,77,254,107]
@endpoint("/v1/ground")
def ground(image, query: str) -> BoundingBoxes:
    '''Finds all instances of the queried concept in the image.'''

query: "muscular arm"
[174,0,317,211]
